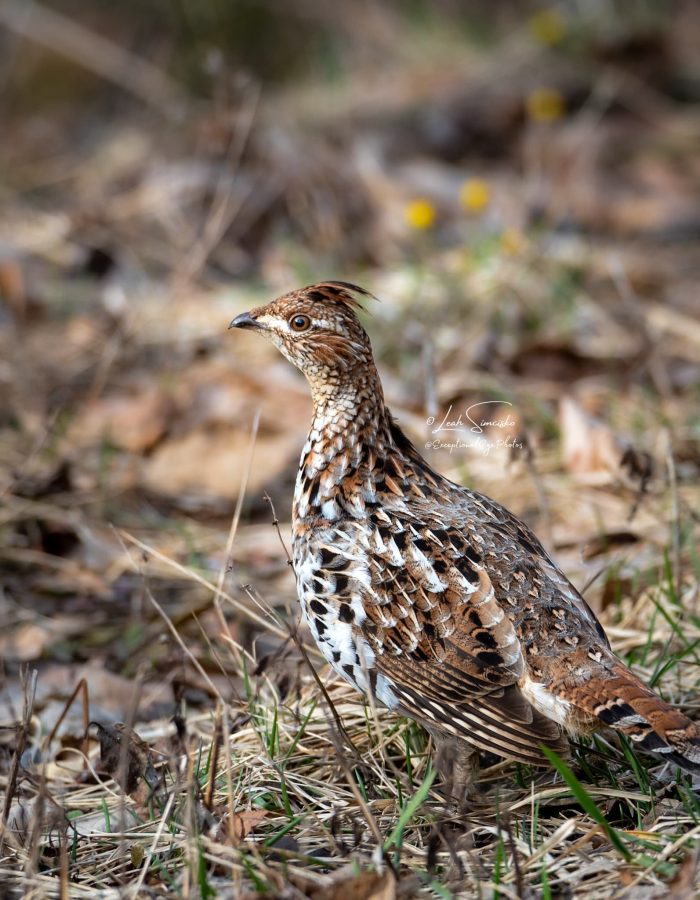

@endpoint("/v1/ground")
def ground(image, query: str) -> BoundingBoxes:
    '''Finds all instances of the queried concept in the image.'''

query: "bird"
[230,281,700,796]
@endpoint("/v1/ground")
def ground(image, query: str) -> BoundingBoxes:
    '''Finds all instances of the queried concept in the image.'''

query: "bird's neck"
[306,368,390,465]
[295,369,442,523]
[295,367,395,521]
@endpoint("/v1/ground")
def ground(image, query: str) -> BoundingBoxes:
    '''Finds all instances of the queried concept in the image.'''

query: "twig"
[0,0,183,112]
[0,668,37,847]
[131,791,177,895]
[262,490,295,622]
[116,673,145,843]
[175,81,261,284]
[262,492,293,568]
[45,678,90,764]
[146,586,223,701]
[289,628,363,766]
[221,704,237,846]
[665,434,682,601]
[212,411,261,675]
[116,521,225,699]
[118,529,290,645]
[204,706,223,811]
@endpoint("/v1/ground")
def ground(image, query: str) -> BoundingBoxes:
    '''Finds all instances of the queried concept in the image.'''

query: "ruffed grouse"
[230,281,700,793]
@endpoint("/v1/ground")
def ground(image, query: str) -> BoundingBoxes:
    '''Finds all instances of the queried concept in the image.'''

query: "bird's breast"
[292,516,387,698]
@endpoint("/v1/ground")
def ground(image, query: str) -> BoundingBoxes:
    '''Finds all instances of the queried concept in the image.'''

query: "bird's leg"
[427,729,480,809]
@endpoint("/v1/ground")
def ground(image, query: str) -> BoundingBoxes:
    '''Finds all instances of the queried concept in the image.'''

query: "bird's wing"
[362,503,570,764]
[385,417,608,647]
[473,493,611,650]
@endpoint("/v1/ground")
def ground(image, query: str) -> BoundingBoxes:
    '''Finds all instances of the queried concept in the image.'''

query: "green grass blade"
[384,765,436,852]
[540,745,631,860]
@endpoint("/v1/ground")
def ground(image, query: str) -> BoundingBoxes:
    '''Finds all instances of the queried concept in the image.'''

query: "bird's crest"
[296,281,376,313]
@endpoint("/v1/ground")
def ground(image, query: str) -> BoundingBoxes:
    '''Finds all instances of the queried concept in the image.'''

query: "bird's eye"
[289,314,311,332]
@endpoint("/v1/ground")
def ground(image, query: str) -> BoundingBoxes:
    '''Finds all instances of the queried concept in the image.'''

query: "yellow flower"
[460,178,490,213]
[405,198,436,230]
[526,87,565,123]
[529,9,567,46]
[500,227,527,256]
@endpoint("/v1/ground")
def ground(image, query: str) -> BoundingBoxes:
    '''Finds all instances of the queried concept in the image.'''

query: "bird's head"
[229,282,376,391]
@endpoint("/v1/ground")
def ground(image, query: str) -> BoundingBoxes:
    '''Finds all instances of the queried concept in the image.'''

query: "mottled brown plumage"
[230,281,700,792]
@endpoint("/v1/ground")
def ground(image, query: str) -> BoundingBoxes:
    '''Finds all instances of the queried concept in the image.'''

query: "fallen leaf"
[511,343,608,382]
[665,844,700,900]
[0,623,53,662]
[69,386,173,453]
[140,423,301,502]
[0,613,97,662]
[560,395,621,482]
[0,257,27,323]
[228,808,268,842]
[582,530,640,560]
[90,721,159,795]
[138,359,310,504]
[308,867,396,900]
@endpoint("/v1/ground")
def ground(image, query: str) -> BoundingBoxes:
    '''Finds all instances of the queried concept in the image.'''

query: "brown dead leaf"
[582,530,640,560]
[664,844,700,900]
[69,386,172,453]
[140,423,301,501]
[0,623,52,662]
[0,258,27,323]
[137,358,310,503]
[560,395,621,482]
[227,808,268,843]
[0,614,93,663]
[308,867,396,900]
[510,343,607,382]
[90,721,159,795]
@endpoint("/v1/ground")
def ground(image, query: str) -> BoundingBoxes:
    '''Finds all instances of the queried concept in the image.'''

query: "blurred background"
[1,0,699,727]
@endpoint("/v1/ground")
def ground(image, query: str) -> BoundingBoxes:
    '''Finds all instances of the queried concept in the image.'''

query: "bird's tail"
[571,661,700,773]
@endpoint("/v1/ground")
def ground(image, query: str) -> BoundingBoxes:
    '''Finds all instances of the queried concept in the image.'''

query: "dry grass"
[2,584,700,897]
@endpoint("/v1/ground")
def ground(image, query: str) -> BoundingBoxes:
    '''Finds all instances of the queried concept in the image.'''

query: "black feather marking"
[475,631,498,649]
[319,548,336,567]
[458,561,480,585]
[338,604,354,623]
[334,573,349,592]
[596,702,639,726]
[394,531,408,550]
[465,546,482,565]
[476,651,503,667]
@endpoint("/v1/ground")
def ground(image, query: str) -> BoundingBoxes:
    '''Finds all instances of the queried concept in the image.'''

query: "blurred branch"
[0,0,184,113]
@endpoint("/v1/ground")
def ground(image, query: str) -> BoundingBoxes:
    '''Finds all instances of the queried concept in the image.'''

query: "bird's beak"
[228,311,265,330]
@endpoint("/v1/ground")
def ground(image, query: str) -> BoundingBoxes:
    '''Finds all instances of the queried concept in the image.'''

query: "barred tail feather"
[585,663,700,773]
